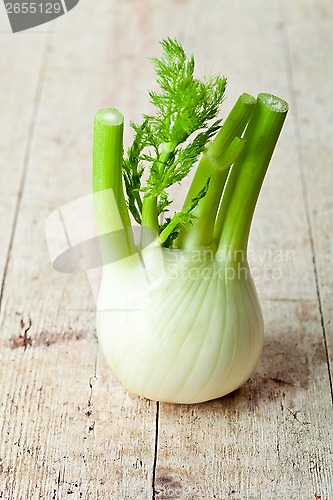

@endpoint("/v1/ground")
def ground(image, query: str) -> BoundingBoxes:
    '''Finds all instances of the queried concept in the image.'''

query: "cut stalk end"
[95,108,124,127]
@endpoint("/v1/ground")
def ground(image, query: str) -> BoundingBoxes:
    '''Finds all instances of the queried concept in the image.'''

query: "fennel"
[93,39,288,403]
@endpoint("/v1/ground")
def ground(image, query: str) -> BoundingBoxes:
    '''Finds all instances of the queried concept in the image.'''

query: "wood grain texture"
[0,0,332,499]
[154,1,333,499]
[0,14,48,291]
[283,0,333,381]
[0,1,160,498]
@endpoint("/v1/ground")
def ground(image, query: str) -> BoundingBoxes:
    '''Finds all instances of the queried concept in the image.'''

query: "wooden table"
[0,0,332,498]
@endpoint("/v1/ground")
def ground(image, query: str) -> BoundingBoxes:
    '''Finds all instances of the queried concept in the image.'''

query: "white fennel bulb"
[96,247,264,404]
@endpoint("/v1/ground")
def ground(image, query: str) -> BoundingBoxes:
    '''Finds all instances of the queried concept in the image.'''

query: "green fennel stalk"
[92,38,288,266]
[217,93,288,257]
[176,93,256,249]
[93,108,135,259]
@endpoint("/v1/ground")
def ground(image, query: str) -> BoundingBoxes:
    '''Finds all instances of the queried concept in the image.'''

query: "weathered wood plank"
[0,0,332,498]
[155,0,333,498]
[0,9,47,290]
[0,0,171,497]
[284,0,333,381]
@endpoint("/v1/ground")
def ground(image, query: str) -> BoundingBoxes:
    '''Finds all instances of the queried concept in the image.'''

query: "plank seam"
[0,33,52,314]
[152,401,160,500]
[279,0,333,403]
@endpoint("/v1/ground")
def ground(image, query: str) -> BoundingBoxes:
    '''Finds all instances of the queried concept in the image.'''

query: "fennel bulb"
[97,247,263,403]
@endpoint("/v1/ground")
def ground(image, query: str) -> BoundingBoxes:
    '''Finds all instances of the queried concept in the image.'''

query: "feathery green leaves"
[123,38,226,244]
[158,179,211,246]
